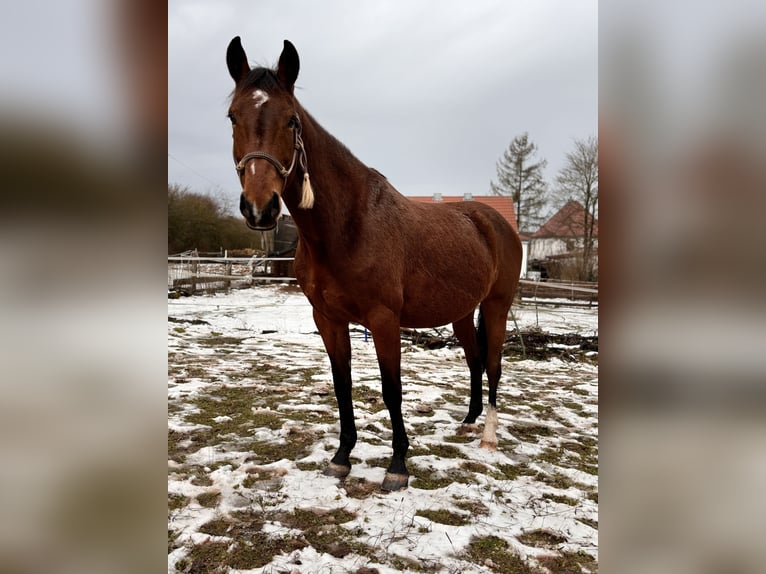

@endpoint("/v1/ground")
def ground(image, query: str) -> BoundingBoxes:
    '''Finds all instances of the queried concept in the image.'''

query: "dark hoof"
[380,472,409,492]
[323,462,351,478]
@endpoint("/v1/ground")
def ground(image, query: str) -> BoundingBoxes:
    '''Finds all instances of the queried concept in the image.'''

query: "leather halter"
[235,115,306,180]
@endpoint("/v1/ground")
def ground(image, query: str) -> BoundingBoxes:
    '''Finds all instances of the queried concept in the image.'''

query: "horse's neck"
[284,111,368,248]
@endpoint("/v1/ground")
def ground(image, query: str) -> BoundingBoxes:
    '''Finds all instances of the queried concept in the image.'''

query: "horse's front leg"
[313,310,356,478]
[369,312,409,491]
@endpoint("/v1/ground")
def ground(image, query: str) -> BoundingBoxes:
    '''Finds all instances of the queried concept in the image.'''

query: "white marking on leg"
[480,404,498,450]
[252,89,269,108]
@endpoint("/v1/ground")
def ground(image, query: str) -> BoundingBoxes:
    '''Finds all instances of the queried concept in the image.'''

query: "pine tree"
[490,133,548,233]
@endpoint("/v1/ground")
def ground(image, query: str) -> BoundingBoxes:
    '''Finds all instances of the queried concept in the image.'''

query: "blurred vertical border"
[601,1,766,572]
[0,1,167,572]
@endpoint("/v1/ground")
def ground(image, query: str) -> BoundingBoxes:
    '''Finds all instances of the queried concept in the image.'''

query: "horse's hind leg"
[477,298,511,450]
[313,310,356,478]
[452,312,484,424]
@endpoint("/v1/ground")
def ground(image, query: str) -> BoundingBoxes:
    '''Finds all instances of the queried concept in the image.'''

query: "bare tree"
[490,132,548,233]
[555,136,598,280]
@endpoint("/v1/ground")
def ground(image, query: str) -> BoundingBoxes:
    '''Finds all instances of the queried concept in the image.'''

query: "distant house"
[528,200,598,280]
[409,193,527,277]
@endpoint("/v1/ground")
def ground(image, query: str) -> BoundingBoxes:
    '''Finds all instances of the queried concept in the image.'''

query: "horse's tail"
[477,307,488,374]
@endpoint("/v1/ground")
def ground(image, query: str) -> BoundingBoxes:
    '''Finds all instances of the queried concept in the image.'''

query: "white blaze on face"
[250,164,256,175]
[252,89,269,108]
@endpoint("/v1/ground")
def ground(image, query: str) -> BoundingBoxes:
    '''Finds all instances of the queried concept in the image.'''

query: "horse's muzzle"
[240,192,280,230]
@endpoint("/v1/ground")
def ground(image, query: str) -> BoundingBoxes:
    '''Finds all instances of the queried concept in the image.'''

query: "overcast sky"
[168,0,597,209]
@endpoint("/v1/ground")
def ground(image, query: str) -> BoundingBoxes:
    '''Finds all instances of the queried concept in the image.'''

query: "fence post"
[190,259,198,294]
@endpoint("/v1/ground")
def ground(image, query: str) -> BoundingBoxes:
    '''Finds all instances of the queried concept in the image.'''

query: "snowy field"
[168,285,598,573]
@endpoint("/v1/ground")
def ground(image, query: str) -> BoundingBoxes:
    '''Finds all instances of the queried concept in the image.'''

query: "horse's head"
[226,37,303,230]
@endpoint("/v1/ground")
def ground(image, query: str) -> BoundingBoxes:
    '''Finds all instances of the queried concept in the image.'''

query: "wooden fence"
[169,255,598,303]
[168,255,296,295]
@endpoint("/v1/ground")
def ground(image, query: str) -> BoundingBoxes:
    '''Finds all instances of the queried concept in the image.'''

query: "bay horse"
[226,37,522,491]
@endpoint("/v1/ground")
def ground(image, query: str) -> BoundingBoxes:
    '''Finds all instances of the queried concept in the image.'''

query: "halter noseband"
[235,114,314,209]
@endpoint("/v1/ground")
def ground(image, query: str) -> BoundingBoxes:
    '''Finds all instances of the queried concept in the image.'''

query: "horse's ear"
[226,36,250,84]
[277,40,299,94]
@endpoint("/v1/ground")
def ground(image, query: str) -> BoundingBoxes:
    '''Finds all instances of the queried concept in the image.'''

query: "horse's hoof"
[323,462,351,478]
[479,439,498,451]
[380,472,409,492]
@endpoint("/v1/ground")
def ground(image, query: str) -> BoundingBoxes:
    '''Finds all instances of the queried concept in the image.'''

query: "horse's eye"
[227,112,237,126]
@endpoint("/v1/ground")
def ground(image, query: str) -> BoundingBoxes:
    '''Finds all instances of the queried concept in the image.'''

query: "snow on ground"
[168,285,598,573]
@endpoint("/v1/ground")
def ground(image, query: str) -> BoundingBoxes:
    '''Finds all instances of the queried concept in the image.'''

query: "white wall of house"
[529,238,571,260]
[520,240,529,278]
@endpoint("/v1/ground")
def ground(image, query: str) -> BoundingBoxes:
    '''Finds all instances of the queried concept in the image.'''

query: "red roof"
[532,200,598,239]
[408,195,518,232]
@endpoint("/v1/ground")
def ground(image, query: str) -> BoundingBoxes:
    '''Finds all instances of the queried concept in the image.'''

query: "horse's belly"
[399,290,483,328]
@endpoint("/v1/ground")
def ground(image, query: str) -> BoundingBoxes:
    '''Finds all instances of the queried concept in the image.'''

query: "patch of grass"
[178,541,229,573]
[409,464,478,489]
[425,443,463,458]
[579,517,598,530]
[275,507,356,529]
[273,508,366,559]
[490,462,537,481]
[282,408,336,425]
[535,471,576,490]
[528,403,555,416]
[460,461,490,473]
[229,532,307,569]
[365,456,390,469]
[453,498,490,516]
[168,529,179,554]
[443,434,474,444]
[196,491,220,508]
[518,529,567,549]
[168,492,188,512]
[342,477,379,499]
[182,511,291,570]
[241,473,282,491]
[407,445,432,457]
[537,550,597,573]
[243,426,319,465]
[440,393,464,405]
[409,465,454,490]
[186,386,283,438]
[510,423,555,442]
[295,461,323,472]
[197,335,244,346]
[463,536,541,573]
[416,508,470,526]
[538,446,565,465]
[198,517,234,537]
[187,465,214,486]
[389,554,443,572]
[561,400,585,412]
[541,493,579,506]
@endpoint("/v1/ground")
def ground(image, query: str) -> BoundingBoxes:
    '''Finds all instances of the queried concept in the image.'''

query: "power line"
[168,152,228,191]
